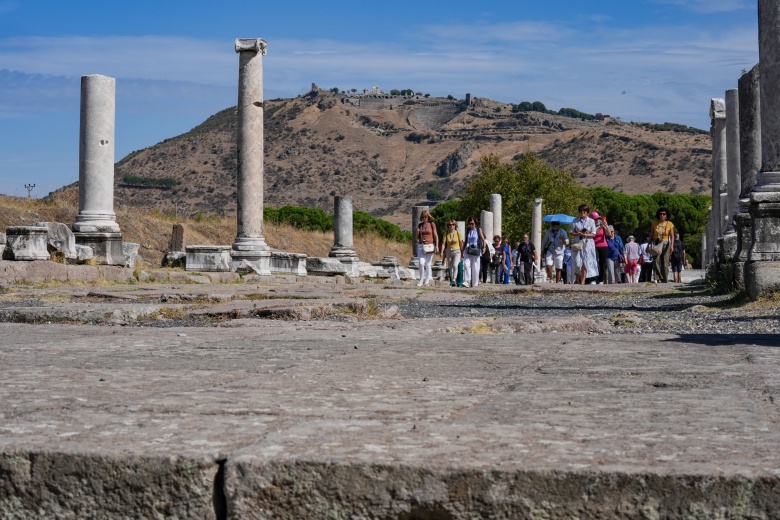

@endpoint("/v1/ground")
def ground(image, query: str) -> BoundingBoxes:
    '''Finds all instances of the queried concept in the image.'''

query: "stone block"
[269,251,308,275]
[122,242,140,269]
[306,257,347,276]
[34,222,77,259]
[0,232,5,245]
[4,226,50,261]
[170,224,185,252]
[75,245,93,262]
[74,232,124,265]
[66,264,102,283]
[162,251,186,268]
[186,245,231,272]
[230,251,271,276]
[745,262,780,300]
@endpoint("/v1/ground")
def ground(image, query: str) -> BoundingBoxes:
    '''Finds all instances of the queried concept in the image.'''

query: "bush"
[263,205,410,243]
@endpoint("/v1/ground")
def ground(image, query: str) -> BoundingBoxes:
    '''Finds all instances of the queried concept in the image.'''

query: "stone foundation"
[74,232,124,265]
[186,245,232,272]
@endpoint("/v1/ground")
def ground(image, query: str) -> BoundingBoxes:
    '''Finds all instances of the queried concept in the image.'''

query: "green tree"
[531,101,547,113]
[430,199,462,239]
[390,89,401,96]
[459,153,589,242]
[330,87,339,93]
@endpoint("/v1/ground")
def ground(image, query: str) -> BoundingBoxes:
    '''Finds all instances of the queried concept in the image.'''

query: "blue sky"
[0,0,758,197]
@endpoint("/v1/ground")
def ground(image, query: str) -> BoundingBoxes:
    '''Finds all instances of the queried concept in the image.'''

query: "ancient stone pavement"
[0,274,779,519]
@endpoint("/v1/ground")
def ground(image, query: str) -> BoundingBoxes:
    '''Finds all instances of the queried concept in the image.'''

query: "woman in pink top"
[591,211,609,284]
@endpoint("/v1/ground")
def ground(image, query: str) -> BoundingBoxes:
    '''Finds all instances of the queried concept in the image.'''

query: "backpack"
[671,241,684,263]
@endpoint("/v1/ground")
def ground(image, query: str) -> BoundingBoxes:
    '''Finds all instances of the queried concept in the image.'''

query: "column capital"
[710,98,726,120]
[235,38,267,55]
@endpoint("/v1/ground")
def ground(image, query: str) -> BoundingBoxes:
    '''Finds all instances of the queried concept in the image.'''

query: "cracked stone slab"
[1,321,780,518]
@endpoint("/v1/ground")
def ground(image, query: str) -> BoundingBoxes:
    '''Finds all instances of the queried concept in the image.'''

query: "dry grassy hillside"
[49,89,712,227]
[0,194,411,267]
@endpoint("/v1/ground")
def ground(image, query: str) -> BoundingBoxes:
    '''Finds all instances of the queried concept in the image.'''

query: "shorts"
[624,259,638,275]
[671,262,683,273]
[545,251,564,270]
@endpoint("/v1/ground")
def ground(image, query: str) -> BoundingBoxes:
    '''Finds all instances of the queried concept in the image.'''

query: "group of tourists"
[416,206,687,287]
[569,204,686,285]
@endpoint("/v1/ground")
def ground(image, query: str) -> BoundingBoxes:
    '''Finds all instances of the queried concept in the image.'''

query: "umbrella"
[542,214,577,225]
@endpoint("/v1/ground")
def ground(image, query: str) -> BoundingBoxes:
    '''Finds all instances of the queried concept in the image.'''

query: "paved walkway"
[0,277,778,519]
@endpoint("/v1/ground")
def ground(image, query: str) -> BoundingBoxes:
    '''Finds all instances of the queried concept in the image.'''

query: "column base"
[74,232,124,265]
[186,245,232,272]
[230,250,271,275]
[720,233,738,262]
[745,261,780,300]
[734,209,751,263]
[232,236,270,252]
[748,192,780,261]
[73,212,121,233]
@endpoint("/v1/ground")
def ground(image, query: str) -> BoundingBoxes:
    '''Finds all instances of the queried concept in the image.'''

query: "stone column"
[490,194,502,238]
[480,210,494,244]
[330,196,356,258]
[710,98,727,261]
[330,196,359,276]
[231,38,271,273]
[747,0,780,299]
[457,221,466,241]
[532,198,543,276]
[702,234,707,269]
[72,74,123,265]
[725,89,741,234]
[735,65,760,281]
[409,205,428,268]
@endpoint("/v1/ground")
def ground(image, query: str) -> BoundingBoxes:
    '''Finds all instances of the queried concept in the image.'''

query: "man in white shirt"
[541,221,568,283]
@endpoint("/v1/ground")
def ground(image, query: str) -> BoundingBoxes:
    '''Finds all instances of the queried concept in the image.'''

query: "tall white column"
[232,38,269,253]
[490,194,502,238]
[73,75,120,233]
[532,198,543,273]
[725,88,741,234]
[710,98,727,256]
[409,205,428,268]
[330,196,358,260]
[480,210,494,244]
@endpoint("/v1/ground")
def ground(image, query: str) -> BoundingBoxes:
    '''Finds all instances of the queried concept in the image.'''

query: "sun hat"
[628,235,635,241]
[590,211,600,219]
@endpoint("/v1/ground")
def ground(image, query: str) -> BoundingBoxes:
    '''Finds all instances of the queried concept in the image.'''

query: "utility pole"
[24,183,35,198]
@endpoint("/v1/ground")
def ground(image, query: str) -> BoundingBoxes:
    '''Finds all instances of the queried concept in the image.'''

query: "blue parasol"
[542,214,577,225]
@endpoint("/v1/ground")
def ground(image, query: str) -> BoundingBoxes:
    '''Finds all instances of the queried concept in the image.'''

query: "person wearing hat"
[541,221,568,283]
[649,207,675,283]
[623,235,641,283]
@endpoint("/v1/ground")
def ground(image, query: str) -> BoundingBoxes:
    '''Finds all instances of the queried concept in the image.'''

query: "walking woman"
[462,215,486,288]
[649,207,675,284]
[570,204,598,284]
[440,219,463,287]
[416,210,439,287]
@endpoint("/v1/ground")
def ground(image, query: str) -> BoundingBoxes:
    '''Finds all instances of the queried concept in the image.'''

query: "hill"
[52,88,713,227]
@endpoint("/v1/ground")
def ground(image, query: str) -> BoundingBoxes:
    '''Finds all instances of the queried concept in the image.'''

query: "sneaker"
[424,281,431,287]
[417,281,423,287]
[462,282,469,288]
